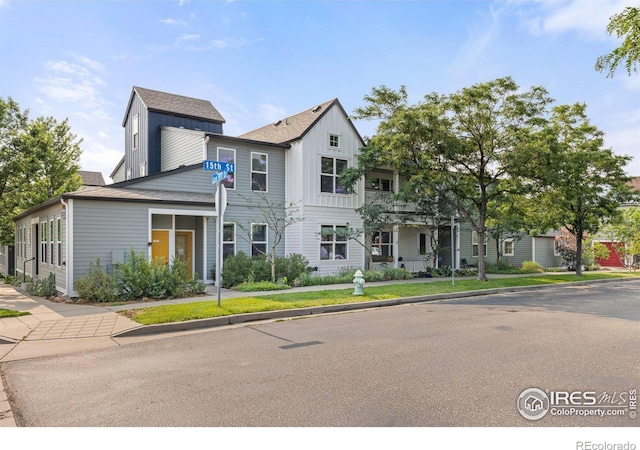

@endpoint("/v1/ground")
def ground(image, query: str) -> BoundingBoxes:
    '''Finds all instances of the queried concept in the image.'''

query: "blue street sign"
[212,171,229,184]
[203,160,235,173]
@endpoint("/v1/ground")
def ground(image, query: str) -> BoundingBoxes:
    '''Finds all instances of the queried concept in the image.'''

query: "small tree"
[236,192,304,283]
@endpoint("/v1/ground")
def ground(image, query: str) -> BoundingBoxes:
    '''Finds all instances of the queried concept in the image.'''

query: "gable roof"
[122,86,226,126]
[239,98,364,145]
[79,170,106,187]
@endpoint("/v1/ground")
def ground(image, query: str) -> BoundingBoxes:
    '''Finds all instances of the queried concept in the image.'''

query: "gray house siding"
[160,127,204,172]
[534,236,563,268]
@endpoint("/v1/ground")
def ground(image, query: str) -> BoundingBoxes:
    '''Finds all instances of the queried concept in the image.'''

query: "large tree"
[0,97,82,245]
[595,6,640,77]
[351,77,553,280]
[525,103,633,275]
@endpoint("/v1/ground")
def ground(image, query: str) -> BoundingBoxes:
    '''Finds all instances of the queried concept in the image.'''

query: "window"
[419,233,428,255]
[320,225,348,260]
[126,169,131,180]
[217,147,235,189]
[371,231,392,261]
[251,152,267,191]
[367,177,393,192]
[251,223,267,257]
[49,220,54,265]
[503,239,515,257]
[223,223,235,259]
[56,218,62,266]
[329,134,340,148]
[554,238,561,256]
[472,231,487,257]
[320,157,348,194]
[140,163,146,177]
[40,221,47,264]
[132,114,139,150]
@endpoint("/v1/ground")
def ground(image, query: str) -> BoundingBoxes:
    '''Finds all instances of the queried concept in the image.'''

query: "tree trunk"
[477,228,489,281]
[271,252,276,283]
[575,227,583,276]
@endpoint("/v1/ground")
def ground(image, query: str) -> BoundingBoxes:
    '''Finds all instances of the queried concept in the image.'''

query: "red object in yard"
[597,242,625,267]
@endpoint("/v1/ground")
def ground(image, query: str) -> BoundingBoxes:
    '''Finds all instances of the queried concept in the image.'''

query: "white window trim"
[329,133,340,149]
[223,222,236,258]
[132,114,139,150]
[40,221,47,264]
[320,156,348,195]
[251,223,267,257]
[471,231,488,258]
[56,218,62,267]
[217,146,236,190]
[49,219,54,266]
[320,225,349,261]
[250,152,268,192]
[503,239,515,257]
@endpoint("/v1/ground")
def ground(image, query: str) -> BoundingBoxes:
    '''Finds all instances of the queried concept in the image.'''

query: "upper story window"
[132,114,139,150]
[329,134,340,149]
[140,163,146,177]
[321,157,347,194]
[251,152,267,191]
[217,147,235,190]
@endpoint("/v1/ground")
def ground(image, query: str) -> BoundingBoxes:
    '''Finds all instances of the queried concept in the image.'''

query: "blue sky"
[1,0,638,181]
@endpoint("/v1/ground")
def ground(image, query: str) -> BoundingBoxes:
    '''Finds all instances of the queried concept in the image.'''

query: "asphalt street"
[2,281,639,427]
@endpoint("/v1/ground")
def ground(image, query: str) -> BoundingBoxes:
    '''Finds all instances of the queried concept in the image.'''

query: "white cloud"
[521,0,638,40]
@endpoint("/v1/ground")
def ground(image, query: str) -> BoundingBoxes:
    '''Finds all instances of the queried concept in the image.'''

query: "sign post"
[204,161,234,306]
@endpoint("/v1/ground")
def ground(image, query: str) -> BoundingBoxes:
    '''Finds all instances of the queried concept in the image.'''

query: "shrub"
[218,252,253,288]
[75,259,117,302]
[26,272,57,298]
[521,261,544,273]
[274,253,310,282]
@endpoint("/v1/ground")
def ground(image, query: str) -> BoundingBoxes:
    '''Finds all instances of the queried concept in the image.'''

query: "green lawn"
[124,272,639,325]
[0,308,30,318]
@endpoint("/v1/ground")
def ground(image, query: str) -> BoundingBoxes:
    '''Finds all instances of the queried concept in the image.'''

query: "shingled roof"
[79,170,106,187]
[239,98,361,144]
[122,87,226,126]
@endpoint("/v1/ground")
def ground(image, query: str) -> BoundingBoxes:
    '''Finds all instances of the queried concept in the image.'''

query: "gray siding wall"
[161,128,204,172]
[534,236,563,268]
[14,204,67,293]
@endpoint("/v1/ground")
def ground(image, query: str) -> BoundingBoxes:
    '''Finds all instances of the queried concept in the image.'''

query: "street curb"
[112,277,638,338]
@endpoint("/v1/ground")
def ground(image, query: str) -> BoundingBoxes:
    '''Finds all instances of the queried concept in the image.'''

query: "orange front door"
[175,231,193,278]
[151,230,170,266]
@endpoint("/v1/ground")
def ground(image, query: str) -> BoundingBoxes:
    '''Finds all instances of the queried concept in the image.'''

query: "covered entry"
[149,208,217,282]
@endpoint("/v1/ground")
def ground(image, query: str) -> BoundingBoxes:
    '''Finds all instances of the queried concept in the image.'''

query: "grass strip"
[0,308,30,318]
[124,272,639,325]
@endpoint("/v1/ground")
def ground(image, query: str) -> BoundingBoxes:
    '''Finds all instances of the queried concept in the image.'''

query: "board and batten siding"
[124,94,148,180]
[161,127,205,172]
[296,206,364,276]
[291,105,364,209]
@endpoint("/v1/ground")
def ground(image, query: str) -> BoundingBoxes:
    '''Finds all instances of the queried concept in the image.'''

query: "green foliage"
[26,272,57,298]
[233,281,291,292]
[521,261,545,273]
[0,97,82,245]
[218,253,310,289]
[596,7,640,77]
[75,259,117,303]
[296,266,413,287]
[0,308,30,318]
[74,249,205,302]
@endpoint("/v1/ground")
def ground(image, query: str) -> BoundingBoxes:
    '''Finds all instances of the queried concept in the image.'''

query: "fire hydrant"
[353,269,365,295]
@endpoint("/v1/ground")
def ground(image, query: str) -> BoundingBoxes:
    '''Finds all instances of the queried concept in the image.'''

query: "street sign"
[212,171,229,184]
[203,160,235,173]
